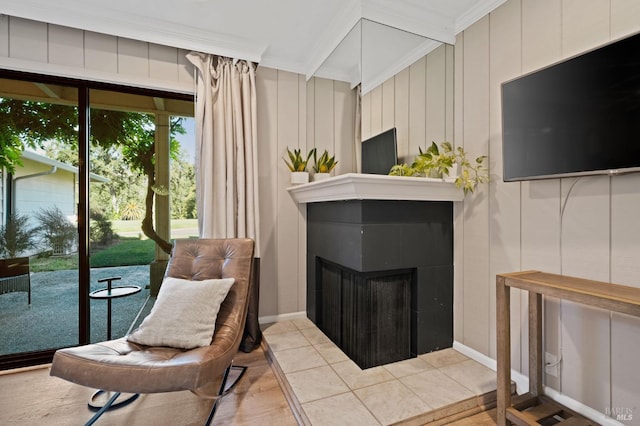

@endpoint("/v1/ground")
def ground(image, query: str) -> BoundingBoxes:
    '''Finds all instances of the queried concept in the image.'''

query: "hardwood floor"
[0,343,498,425]
[0,344,298,426]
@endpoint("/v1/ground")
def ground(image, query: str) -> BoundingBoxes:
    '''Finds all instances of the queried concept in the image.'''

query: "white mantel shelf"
[286,173,464,203]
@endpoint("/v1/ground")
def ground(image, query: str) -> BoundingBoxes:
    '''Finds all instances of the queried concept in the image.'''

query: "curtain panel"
[187,52,262,351]
[186,53,261,255]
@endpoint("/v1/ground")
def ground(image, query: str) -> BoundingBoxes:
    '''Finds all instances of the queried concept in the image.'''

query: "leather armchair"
[50,238,255,425]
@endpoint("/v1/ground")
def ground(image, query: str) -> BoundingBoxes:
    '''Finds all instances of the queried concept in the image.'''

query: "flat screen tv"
[361,128,398,174]
[501,32,640,182]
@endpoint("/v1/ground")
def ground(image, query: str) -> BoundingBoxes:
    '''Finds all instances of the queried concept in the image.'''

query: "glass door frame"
[0,69,192,370]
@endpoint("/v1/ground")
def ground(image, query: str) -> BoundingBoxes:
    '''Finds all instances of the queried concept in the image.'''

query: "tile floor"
[262,317,498,425]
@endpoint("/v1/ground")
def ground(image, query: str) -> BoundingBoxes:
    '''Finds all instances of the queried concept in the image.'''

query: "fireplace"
[318,259,413,369]
[307,199,453,368]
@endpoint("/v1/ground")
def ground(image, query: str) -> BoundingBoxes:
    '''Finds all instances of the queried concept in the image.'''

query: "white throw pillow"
[127,276,235,349]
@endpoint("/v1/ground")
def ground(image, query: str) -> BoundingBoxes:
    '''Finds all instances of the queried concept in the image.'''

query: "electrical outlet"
[545,352,559,378]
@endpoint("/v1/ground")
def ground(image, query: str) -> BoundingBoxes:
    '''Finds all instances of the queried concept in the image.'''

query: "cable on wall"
[556,176,583,392]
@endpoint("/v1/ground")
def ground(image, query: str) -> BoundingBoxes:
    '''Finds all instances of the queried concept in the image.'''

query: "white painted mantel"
[286,173,464,203]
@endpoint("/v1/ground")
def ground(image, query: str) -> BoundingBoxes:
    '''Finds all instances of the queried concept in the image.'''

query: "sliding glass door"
[0,79,81,364]
[0,72,194,369]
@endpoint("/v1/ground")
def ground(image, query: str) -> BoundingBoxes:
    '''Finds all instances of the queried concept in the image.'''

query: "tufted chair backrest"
[164,238,255,349]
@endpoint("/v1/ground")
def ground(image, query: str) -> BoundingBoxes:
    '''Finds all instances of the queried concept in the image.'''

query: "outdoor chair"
[50,238,255,425]
[0,257,31,305]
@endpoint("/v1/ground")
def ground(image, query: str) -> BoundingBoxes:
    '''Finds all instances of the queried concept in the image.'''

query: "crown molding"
[0,1,266,62]
[361,0,455,45]
[454,0,508,34]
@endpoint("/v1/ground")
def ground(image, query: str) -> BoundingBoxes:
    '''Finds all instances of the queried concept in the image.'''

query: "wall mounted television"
[361,127,398,175]
[501,32,640,182]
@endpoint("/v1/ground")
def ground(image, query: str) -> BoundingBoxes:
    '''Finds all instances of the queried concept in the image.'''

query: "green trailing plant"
[312,149,338,173]
[284,147,315,172]
[0,212,37,258]
[389,141,489,194]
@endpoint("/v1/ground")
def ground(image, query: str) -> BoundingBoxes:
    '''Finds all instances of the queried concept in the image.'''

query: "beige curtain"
[186,53,260,257]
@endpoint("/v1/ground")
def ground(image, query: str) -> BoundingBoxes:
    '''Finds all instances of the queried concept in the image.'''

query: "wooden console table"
[496,271,640,426]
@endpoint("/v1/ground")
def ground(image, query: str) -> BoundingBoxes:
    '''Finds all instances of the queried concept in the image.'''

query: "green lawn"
[30,238,156,271]
[29,219,198,272]
[90,238,156,267]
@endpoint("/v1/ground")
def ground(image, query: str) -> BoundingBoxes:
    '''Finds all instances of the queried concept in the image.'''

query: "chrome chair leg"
[205,365,248,425]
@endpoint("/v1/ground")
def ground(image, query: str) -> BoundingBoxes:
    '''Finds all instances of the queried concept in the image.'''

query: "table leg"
[496,275,511,426]
[106,298,112,340]
[529,292,543,396]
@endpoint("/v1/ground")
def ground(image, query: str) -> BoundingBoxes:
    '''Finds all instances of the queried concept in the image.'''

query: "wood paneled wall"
[0,15,194,93]
[360,43,454,164]
[256,68,355,318]
[363,0,640,416]
[454,0,640,415]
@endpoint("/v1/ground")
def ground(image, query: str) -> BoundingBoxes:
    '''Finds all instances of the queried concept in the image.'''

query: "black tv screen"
[502,32,640,182]
[362,128,398,174]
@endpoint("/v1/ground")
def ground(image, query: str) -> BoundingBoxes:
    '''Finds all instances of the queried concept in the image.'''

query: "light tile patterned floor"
[262,318,498,425]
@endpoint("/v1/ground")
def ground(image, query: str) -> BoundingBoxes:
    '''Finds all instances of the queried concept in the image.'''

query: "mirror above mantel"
[311,18,449,95]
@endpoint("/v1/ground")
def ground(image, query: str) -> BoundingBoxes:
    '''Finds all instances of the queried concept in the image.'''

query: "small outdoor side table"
[89,277,141,340]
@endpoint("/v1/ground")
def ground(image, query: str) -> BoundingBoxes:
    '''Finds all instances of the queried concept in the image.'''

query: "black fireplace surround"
[307,199,453,369]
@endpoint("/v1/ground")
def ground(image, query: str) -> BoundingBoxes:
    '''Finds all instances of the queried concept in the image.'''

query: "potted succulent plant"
[312,149,338,181]
[284,147,315,185]
[389,141,489,194]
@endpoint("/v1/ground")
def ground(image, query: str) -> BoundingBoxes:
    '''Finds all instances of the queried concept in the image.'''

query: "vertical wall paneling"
[9,17,47,62]
[357,0,640,414]
[520,0,563,389]
[253,70,355,317]
[487,0,523,365]
[369,85,383,136]
[560,177,611,408]
[314,78,335,155]
[562,0,610,58]
[609,0,640,412]
[559,0,611,409]
[522,0,562,74]
[381,78,395,132]
[84,31,118,74]
[48,25,84,68]
[461,15,491,356]
[408,57,426,154]
[453,32,465,342]
[149,43,178,82]
[361,90,372,140]
[611,0,640,39]
[276,70,301,314]
[425,44,446,145]
[177,49,194,86]
[394,68,410,162]
[610,174,640,415]
[0,15,8,57]
[117,37,149,78]
[0,15,196,92]
[297,74,309,311]
[444,44,454,142]
[306,78,316,149]
[334,81,355,175]
[256,67,278,317]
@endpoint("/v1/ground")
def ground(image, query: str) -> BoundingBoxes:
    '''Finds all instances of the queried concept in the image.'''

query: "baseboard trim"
[452,341,529,394]
[452,341,623,426]
[258,311,307,325]
[542,387,624,426]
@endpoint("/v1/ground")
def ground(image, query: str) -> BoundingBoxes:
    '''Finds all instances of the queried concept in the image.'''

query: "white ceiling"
[0,0,506,91]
